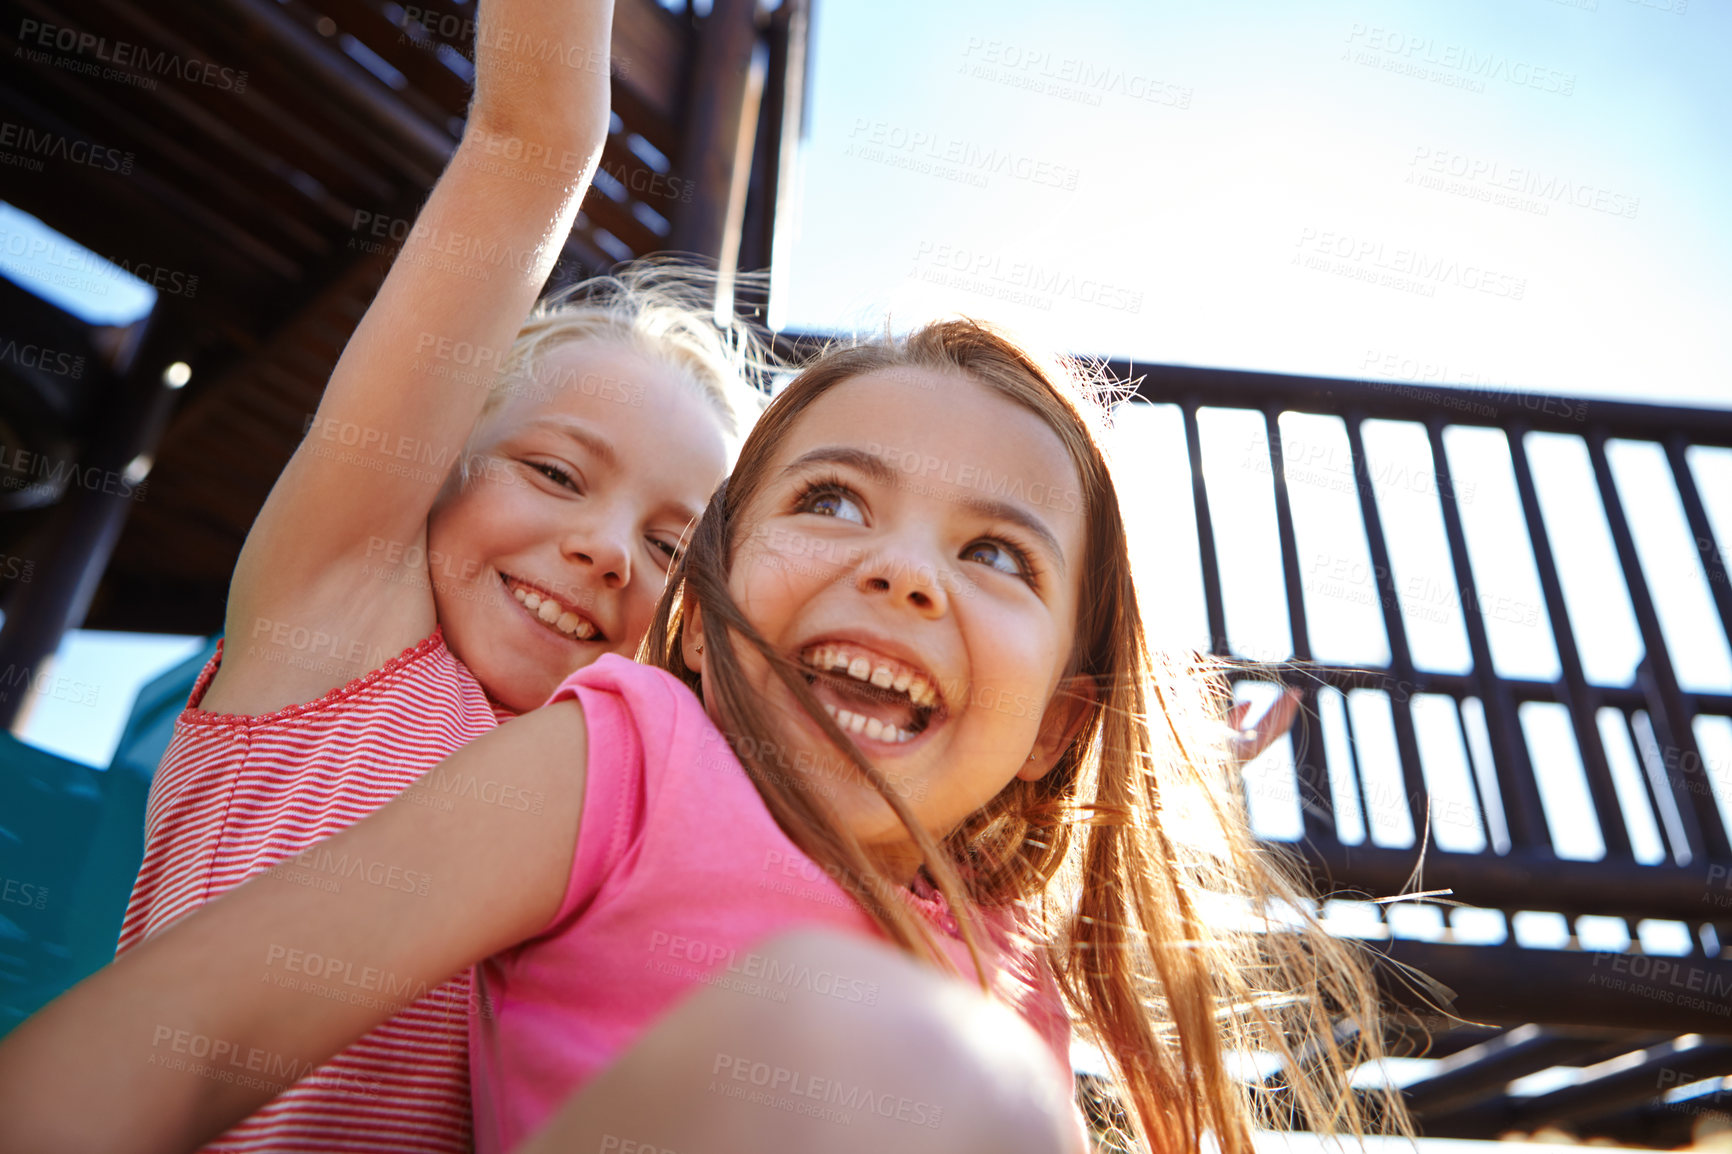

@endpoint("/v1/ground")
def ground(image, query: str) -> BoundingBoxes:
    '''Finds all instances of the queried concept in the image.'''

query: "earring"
[695,644,704,655]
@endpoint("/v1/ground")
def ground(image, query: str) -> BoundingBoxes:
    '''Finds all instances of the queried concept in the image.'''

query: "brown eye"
[533,462,581,492]
[794,480,865,524]
[963,538,1036,583]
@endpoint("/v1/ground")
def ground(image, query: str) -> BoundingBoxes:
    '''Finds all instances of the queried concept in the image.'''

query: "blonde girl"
[2,320,1402,1154]
[110,0,766,1148]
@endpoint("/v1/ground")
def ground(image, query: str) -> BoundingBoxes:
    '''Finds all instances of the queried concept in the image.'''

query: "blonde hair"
[469,262,770,473]
[644,319,1411,1154]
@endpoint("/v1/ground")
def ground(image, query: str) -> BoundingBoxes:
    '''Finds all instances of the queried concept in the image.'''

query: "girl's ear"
[1018,674,1098,782]
[679,591,707,676]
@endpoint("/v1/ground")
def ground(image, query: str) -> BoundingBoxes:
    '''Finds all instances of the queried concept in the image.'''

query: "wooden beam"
[1405,1026,1662,1118]
[0,315,177,728]
[670,0,758,260]
[1297,840,1729,923]
[1425,1039,1732,1139]
[1372,939,1732,1033]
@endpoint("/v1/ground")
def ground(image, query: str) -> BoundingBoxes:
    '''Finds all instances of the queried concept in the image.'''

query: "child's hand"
[469,0,616,143]
[1228,687,1301,765]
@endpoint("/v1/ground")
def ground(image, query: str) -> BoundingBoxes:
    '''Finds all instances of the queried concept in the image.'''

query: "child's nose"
[856,544,949,619]
[563,522,632,588]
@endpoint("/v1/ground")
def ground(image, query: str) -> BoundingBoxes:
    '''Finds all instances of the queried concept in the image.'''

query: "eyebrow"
[527,415,705,526]
[524,415,617,469]
[782,446,1069,575]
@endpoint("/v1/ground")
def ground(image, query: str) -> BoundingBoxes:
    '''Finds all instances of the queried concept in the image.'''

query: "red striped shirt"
[119,628,511,1152]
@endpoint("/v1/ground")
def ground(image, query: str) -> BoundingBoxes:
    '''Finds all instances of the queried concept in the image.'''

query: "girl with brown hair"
[0,318,1402,1154]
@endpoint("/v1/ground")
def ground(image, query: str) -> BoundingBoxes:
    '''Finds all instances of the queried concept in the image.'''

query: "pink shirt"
[470,655,1074,1153]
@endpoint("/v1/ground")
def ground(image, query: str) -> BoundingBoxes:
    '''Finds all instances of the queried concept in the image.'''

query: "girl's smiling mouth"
[799,642,946,745]
[501,574,605,642]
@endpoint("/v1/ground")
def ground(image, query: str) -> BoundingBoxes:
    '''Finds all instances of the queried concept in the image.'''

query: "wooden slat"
[597,128,687,220]
[312,0,473,116]
[8,4,332,268]
[1426,1040,1732,1139]
[22,0,392,226]
[159,0,453,179]
[578,180,662,257]
[1301,839,1729,922]
[610,0,689,122]
[1404,1026,1654,1118]
[610,69,681,158]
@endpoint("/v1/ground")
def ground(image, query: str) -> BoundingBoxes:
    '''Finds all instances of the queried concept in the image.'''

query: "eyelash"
[790,474,855,518]
[977,537,1041,587]
[534,461,580,491]
[790,473,1043,587]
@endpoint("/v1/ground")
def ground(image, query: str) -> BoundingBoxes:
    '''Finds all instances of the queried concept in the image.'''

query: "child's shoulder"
[545,655,720,772]
[546,653,700,712]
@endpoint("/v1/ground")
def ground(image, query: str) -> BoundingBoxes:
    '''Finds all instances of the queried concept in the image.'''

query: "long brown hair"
[642,319,1409,1154]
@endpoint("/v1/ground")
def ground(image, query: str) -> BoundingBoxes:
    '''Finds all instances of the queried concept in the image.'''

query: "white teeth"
[512,582,597,641]
[799,643,944,732]
[820,703,913,743]
[553,612,594,639]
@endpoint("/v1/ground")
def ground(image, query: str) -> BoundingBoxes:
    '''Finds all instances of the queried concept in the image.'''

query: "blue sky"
[774,0,1732,409]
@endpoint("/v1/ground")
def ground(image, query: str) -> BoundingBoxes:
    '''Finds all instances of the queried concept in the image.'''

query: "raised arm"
[220,0,616,697]
[0,699,588,1154]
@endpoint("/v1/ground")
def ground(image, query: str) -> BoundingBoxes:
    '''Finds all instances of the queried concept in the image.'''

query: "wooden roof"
[0,0,784,632]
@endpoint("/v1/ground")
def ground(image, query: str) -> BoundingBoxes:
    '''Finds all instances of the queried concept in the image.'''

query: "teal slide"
[0,638,218,1035]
